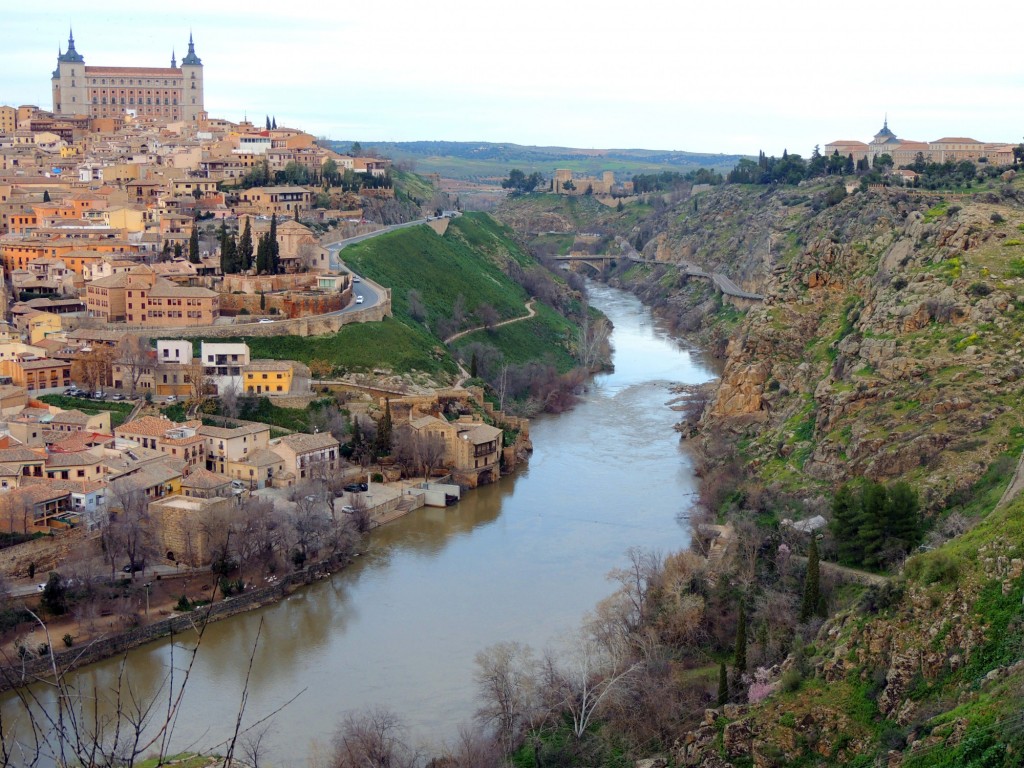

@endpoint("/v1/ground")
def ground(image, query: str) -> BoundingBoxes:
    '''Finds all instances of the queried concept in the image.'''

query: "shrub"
[968,282,993,297]
[991,213,1005,224]
[175,595,193,612]
[780,668,803,693]
[62,633,73,648]
[905,551,960,585]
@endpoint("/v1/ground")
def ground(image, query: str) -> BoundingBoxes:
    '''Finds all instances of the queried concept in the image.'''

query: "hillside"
[494,173,1024,765]
[322,139,744,181]
[228,213,584,393]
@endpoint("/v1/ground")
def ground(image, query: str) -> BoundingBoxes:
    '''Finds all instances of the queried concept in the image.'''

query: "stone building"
[825,118,1018,167]
[51,30,205,123]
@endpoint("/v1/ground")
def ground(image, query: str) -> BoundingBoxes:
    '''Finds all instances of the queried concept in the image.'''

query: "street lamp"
[144,582,152,618]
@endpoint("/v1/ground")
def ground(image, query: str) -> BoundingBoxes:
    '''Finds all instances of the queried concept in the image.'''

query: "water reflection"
[1,283,717,766]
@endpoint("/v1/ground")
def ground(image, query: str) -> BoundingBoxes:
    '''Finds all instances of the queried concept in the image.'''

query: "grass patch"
[220,317,458,377]
[37,395,135,428]
[452,302,579,372]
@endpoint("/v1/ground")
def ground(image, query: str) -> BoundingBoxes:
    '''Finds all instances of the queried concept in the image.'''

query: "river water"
[3,283,717,765]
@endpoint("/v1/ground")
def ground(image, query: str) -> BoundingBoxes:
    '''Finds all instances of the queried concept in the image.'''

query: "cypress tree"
[800,535,820,622]
[733,603,747,676]
[42,189,51,203]
[272,116,277,130]
[470,351,478,378]
[238,218,253,271]
[717,662,729,707]
[268,214,280,274]
[375,398,393,456]
[188,218,200,264]
[259,290,266,311]
[265,115,271,130]
[174,242,183,259]
[255,233,269,274]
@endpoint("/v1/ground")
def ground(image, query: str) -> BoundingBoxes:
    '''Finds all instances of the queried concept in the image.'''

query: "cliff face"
[497,180,1024,766]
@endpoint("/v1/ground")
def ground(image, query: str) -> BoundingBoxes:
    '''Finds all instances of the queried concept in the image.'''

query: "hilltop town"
[0,31,545,670]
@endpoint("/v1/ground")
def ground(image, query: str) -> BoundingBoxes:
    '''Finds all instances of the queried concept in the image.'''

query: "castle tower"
[180,33,204,123]
[51,29,88,115]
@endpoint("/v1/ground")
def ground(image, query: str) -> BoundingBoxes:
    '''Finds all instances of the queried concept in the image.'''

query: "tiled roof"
[244,359,291,372]
[0,446,45,464]
[198,422,269,439]
[276,431,339,453]
[460,424,502,445]
[147,280,217,298]
[45,448,103,468]
[51,409,92,426]
[180,467,231,489]
[236,448,283,467]
[116,415,199,438]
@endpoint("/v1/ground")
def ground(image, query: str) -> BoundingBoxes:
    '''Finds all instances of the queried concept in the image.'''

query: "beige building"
[234,186,311,216]
[199,421,271,475]
[86,266,219,326]
[270,432,340,483]
[115,415,206,472]
[406,415,503,487]
[826,119,1019,168]
[51,30,205,123]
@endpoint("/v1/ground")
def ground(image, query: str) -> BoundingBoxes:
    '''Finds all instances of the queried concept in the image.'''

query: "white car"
[166,395,177,402]
[355,295,364,305]
[258,318,274,324]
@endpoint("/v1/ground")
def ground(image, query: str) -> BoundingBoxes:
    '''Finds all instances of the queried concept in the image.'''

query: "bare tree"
[476,303,499,333]
[543,634,639,741]
[237,495,284,573]
[185,356,213,405]
[331,707,421,768]
[116,334,151,396]
[474,641,541,756]
[439,726,504,768]
[107,480,153,579]
[576,309,611,371]
[219,379,241,419]
[71,346,115,392]
[416,431,448,481]
[287,484,330,568]
[406,289,427,325]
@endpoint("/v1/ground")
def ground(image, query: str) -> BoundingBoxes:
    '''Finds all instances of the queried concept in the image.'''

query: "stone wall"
[219,291,344,318]
[0,528,97,578]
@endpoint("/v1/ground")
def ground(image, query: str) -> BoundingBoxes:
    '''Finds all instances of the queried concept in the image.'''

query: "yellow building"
[26,311,62,344]
[0,106,16,134]
[243,360,294,395]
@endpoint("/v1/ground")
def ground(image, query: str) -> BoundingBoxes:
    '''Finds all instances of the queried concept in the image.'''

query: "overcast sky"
[4,0,1022,157]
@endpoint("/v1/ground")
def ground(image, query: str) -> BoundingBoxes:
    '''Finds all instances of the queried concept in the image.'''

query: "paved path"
[443,299,537,344]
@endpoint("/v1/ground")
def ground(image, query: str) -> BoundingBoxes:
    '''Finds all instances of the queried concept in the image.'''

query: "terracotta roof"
[236,448,283,467]
[45,448,103,468]
[460,424,502,445]
[244,359,291,372]
[84,66,181,76]
[50,409,92,426]
[2,483,70,505]
[16,359,69,371]
[276,432,339,453]
[198,423,269,439]
[933,137,982,144]
[180,467,231,489]
[116,415,200,438]
[41,477,107,494]
[147,281,217,298]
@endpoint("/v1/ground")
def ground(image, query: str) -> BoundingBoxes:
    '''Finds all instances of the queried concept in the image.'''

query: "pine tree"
[859,481,889,569]
[238,218,253,271]
[831,484,863,565]
[733,603,747,676]
[717,662,729,707]
[800,535,820,622]
[188,218,200,264]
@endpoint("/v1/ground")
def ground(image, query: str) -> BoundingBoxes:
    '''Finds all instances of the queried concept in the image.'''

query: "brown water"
[2,283,717,765]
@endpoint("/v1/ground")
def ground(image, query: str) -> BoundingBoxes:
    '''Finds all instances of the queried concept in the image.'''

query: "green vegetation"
[232,318,457,378]
[37,395,135,428]
[452,303,577,372]
[831,481,922,569]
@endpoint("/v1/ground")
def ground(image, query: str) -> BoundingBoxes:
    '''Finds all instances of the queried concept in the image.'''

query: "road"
[9,563,210,598]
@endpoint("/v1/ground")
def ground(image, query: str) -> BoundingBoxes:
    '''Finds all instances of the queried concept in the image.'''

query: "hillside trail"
[445,300,536,387]
[444,299,536,345]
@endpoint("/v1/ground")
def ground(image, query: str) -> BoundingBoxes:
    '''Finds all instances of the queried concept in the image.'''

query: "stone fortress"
[50,29,205,123]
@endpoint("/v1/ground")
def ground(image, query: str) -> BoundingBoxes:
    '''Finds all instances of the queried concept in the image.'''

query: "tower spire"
[171,49,177,68]
[181,31,202,66]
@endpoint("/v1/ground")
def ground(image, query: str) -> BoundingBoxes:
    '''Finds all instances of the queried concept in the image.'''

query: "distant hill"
[321,140,746,182]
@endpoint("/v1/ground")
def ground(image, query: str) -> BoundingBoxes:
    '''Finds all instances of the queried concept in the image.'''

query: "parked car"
[165,395,177,402]
[341,505,356,514]
[122,563,145,573]
[258,318,274,324]
[111,393,125,401]
[355,295,364,304]
[64,387,79,396]
[343,482,368,493]
[93,390,105,399]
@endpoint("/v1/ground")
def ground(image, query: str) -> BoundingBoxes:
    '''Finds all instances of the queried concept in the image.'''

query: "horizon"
[4,1,1022,158]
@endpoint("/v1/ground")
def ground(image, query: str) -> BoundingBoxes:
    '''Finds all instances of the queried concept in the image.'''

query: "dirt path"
[443,299,536,344]
[995,447,1024,511]
[792,555,889,587]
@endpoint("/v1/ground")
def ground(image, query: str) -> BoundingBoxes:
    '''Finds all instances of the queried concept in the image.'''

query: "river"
[2,283,717,765]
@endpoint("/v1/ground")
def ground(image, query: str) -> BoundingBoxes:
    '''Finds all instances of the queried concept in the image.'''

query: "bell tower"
[180,33,204,123]
[51,28,88,115]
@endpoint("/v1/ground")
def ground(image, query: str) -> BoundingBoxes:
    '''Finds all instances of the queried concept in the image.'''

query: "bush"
[780,668,803,693]
[62,633,73,648]
[175,595,193,612]
[905,551,960,585]
[968,282,993,297]
[991,213,1005,224]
